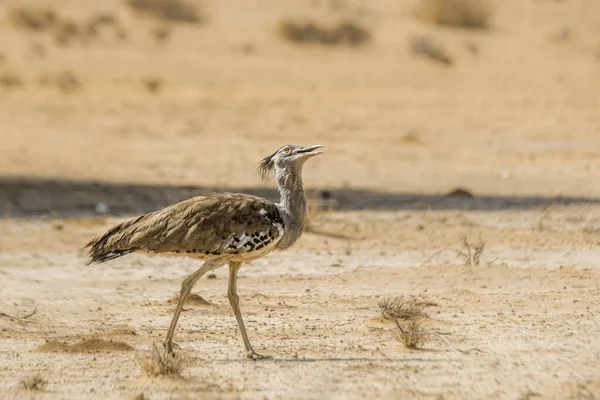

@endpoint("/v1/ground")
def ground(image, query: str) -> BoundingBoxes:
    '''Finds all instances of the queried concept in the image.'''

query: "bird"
[85,144,323,360]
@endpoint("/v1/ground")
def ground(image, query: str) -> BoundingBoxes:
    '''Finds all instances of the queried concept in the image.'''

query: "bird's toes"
[247,351,272,360]
[163,341,176,357]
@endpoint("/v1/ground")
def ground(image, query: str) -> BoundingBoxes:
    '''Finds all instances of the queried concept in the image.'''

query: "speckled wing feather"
[85,193,284,264]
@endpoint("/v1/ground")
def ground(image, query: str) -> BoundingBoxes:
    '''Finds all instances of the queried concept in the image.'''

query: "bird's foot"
[246,351,272,360]
[163,340,177,357]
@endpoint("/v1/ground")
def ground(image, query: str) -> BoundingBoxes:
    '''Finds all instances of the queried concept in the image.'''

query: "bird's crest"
[258,150,277,180]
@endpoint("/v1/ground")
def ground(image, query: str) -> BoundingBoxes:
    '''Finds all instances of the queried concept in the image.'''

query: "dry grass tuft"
[415,0,492,29]
[141,343,186,378]
[378,296,436,321]
[9,8,57,31]
[460,236,485,266]
[278,19,370,47]
[427,236,486,266]
[151,25,172,43]
[9,8,97,46]
[0,71,24,88]
[400,131,421,145]
[127,0,203,24]
[410,36,453,66]
[19,373,47,391]
[53,19,81,46]
[85,13,122,40]
[38,70,81,93]
[393,320,427,349]
[142,77,163,93]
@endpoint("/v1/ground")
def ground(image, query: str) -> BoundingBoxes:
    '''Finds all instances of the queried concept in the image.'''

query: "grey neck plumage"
[274,163,308,250]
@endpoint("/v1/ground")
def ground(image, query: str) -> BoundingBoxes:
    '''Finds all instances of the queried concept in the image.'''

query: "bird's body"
[87,193,286,263]
[85,144,323,359]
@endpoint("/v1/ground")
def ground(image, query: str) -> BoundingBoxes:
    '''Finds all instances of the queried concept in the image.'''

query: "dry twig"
[0,306,37,324]
[394,318,483,354]
[378,296,436,321]
[427,236,486,266]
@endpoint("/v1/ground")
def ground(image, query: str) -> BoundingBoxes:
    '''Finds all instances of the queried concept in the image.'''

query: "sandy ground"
[2,209,600,399]
[0,207,600,399]
[1,0,600,399]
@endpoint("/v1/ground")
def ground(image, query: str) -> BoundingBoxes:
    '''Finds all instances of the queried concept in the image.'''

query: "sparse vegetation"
[151,25,172,43]
[393,320,426,349]
[378,296,436,321]
[9,8,57,31]
[9,7,128,47]
[415,0,492,29]
[127,0,203,24]
[0,71,24,89]
[19,373,47,391]
[87,13,119,33]
[53,19,81,46]
[142,77,162,93]
[400,131,421,145]
[38,70,81,93]
[141,343,186,378]
[278,19,370,47]
[410,36,453,66]
[427,236,486,266]
[379,297,432,349]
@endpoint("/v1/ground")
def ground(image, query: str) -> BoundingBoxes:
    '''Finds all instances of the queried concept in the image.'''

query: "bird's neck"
[275,165,308,249]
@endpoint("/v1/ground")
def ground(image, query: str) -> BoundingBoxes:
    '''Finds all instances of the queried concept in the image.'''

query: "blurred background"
[1,0,599,216]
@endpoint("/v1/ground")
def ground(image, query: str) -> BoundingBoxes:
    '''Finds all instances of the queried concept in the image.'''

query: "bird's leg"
[227,262,271,360]
[164,260,221,356]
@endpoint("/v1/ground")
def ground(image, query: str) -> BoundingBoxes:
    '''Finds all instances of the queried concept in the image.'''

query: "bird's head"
[258,144,323,180]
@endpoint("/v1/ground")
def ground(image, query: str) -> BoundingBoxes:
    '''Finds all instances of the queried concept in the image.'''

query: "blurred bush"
[278,19,370,47]
[415,0,492,29]
[126,0,203,24]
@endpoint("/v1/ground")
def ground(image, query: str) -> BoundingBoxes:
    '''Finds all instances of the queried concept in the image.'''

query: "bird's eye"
[282,147,292,155]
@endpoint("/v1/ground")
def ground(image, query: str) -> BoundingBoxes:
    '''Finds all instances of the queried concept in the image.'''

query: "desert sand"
[1,0,600,399]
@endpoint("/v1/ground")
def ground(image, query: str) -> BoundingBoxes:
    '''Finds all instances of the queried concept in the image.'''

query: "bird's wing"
[86,193,284,263]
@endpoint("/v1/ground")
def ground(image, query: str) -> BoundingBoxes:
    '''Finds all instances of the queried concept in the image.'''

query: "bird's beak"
[296,144,324,157]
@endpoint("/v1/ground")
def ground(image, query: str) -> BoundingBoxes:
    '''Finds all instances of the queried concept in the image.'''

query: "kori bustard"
[86,144,323,359]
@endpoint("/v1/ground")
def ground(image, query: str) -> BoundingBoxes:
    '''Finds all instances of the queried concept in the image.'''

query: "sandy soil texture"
[1,209,600,399]
[1,0,600,399]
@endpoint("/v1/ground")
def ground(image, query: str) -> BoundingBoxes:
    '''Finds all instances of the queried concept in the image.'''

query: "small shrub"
[410,36,453,66]
[378,296,436,321]
[126,0,203,24]
[142,77,162,93]
[39,70,81,93]
[141,343,186,378]
[9,8,57,31]
[151,25,172,43]
[394,320,426,349]
[278,19,370,47]
[85,13,119,38]
[53,19,81,46]
[0,71,24,88]
[415,0,492,30]
[19,373,47,391]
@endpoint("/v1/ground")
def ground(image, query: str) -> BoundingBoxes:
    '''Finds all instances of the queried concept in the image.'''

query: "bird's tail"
[84,214,146,264]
